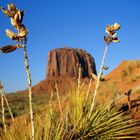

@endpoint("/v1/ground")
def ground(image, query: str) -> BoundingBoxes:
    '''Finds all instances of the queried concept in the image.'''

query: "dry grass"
[0,86,140,140]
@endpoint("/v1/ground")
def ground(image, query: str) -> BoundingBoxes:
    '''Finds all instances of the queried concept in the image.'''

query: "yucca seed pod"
[12,10,24,26]
[104,23,121,44]
[106,25,114,31]
[18,25,27,32]
[1,7,15,18]
[125,89,132,97]
[104,36,111,45]
[0,44,21,54]
[7,3,16,12]
[5,29,18,40]
[113,23,121,31]
[15,10,24,23]
[103,66,109,70]
[6,29,28,41]
[112,37,120,43]
[10,18,20,29]
[18,29,28,38]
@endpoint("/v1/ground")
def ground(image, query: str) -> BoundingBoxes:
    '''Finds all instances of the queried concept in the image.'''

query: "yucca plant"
[89,23,121,118]
[70,102,140,139]
[0,3,35,140]
[63,87,140,140]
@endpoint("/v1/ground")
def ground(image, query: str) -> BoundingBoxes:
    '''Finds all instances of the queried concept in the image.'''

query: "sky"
[0,0,140,93]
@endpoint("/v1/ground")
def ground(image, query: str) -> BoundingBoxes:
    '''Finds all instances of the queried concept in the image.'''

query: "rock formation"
[46,48,97,79]
[20,47,97,94]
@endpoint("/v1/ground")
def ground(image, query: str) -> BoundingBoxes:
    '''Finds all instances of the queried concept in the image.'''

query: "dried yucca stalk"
[0,81,15,123]
[0,81,16,132]
[0,82,6,132]
[88,23,121,118]
[0,3,35,140]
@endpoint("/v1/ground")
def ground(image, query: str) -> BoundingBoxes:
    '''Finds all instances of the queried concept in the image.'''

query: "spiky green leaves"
[104,23,120,45]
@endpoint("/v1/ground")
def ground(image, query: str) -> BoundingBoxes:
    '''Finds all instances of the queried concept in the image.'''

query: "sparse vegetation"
[0,87,140,140]
[120,61,140,85]
[0,93,50,120]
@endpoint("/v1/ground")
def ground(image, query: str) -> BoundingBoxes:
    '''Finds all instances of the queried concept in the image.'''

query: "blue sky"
[0,0,140,92]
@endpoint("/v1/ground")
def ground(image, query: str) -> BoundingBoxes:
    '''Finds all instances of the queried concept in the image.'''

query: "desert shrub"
[0,93,52,126]
[121,61,140,82]
[129,73,140,83]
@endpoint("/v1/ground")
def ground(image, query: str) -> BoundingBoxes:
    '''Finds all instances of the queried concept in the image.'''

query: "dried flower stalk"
[0,82,7,132]
[125,89,132,111]
[1,3,35,140]
[0,82,15,123]
[88,44,109,118]
[88,23,121,118]
[23,42,35,140]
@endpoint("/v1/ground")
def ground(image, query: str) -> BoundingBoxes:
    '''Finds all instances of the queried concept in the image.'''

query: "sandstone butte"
[31,47,97,94]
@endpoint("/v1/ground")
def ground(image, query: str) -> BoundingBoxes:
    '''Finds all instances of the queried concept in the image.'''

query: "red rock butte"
[46,47,97,79]
[21,47,97,94]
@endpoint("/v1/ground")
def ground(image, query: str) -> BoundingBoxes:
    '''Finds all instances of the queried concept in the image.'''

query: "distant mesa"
[46,47,97,79]
[30,47,97,94]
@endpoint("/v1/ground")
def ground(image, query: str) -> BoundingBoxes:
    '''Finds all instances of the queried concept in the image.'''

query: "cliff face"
[46,48,97,79]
